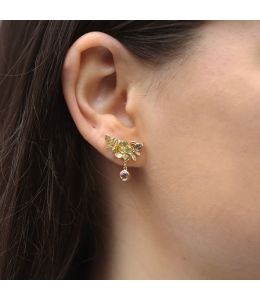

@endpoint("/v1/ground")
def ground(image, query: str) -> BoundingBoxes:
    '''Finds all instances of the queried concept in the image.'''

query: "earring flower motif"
[105,134,143,181]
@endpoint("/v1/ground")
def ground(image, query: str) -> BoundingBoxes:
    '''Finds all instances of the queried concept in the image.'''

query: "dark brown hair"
[0,21,205,279]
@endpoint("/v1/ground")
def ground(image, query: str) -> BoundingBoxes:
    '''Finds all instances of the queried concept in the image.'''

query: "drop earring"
[105,134,143,182]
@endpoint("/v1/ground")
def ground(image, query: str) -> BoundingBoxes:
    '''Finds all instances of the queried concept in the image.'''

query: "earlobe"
[61,32,145,168]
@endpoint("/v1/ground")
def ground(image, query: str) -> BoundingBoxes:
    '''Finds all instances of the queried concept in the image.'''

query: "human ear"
[61,31,145,167]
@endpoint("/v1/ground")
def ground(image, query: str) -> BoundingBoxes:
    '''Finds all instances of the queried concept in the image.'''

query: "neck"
[91,162,205,279]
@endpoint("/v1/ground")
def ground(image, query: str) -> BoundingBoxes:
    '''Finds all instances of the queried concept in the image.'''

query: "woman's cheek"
[143,62,260,278]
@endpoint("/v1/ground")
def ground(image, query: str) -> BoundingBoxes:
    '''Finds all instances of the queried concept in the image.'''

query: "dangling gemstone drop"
[120,169,130,182]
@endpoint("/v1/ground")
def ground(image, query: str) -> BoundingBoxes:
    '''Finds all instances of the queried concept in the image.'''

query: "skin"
[62,21,260,279]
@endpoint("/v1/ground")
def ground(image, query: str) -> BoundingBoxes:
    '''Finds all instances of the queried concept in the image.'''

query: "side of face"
[61,21,260,279]
[141,21,260,278]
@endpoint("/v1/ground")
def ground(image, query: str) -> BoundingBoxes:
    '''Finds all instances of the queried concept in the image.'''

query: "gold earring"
[105,134,143,182]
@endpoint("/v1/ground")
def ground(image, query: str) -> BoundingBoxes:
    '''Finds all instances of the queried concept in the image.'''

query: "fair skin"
[62,21,260,279]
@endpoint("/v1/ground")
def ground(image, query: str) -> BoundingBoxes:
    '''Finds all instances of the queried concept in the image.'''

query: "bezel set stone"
[120,169,130,182]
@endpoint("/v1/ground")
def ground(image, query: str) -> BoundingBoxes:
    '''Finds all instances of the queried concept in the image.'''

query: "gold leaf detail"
[105,134,143,163]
